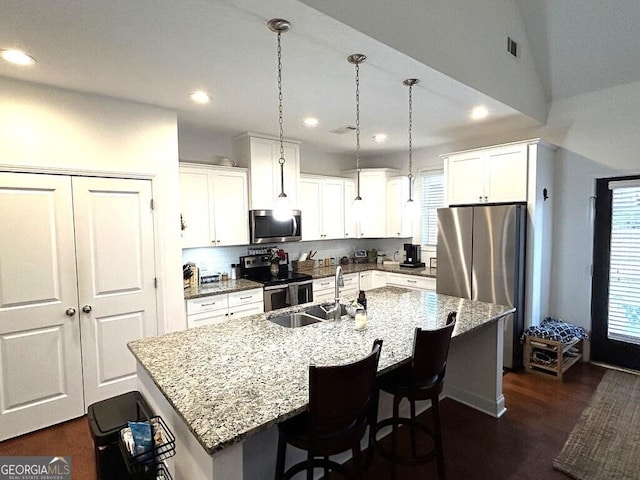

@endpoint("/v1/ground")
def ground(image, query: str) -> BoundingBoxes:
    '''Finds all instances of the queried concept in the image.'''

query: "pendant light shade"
[348,53,366,221]
[269,18,293,222]
[403,78,419,223]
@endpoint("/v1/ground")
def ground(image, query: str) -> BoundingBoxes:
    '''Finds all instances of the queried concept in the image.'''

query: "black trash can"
[87,391,152,480]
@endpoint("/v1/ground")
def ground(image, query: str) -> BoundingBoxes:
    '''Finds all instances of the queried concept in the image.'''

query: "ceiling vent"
[507,37,518,57]
[330,125,356,134]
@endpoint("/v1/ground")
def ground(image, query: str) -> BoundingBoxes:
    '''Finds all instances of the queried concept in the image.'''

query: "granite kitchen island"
[129,287,514,479]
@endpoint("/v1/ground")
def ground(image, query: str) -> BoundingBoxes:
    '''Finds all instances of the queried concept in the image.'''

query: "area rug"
[553,369,640,479]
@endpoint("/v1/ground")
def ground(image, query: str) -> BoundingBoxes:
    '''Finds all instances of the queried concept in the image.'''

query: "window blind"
[607,183,640,344]
[420,171,444,246]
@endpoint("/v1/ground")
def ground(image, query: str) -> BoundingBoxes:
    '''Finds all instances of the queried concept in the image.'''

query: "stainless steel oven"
[239,254,313,312]
[264,280,313,312]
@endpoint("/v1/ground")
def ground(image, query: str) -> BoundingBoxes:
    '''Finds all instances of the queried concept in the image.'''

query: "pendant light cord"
[408,81,413,201]
[276,29,285,195]
[355,60,361,197]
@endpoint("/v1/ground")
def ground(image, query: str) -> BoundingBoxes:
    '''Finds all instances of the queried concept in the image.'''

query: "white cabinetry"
[445,143,527,205]
[344,169,400,238]
[186,288,264,329]
[372,271,387,289]
[342,273,359,298]
[234,133,300,210]
[387,273,436,291]
[359,271,372,291]
[313,277,335,303]
[299,175,345,241]
[343,179,358,239]
[386,176,411,237]
[179,163,249,248]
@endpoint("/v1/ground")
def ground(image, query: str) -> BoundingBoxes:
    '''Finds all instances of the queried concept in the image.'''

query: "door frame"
[591,174,640,370]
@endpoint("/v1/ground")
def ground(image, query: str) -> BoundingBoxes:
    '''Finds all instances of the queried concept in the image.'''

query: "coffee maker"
[400,243,425,268]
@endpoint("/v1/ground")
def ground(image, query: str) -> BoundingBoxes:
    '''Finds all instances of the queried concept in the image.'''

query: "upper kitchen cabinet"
[343,179,358,239]
[345,168,400,238]
[386,176,411,238]
[234,133,300,210]
[179,163,249,248]
[299,175,345,241]
[444,143,528,205]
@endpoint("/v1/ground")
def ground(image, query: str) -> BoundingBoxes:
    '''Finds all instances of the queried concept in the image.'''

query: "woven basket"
[292,260,315,272]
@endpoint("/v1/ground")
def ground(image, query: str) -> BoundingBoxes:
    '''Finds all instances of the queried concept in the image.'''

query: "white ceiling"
[1,0,637,155]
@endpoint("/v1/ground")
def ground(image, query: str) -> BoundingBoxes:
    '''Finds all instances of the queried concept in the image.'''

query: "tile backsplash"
[182,238,411,276]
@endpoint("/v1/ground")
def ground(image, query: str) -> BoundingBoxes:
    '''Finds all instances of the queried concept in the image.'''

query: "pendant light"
[403,78,419,220]
[348,53,366,221]
[268,18,293,222]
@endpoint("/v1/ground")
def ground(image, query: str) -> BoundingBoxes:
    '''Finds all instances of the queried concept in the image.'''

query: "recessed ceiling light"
[373,134,387,143]
[1,49,36,66]
[303,117,319,127]
[189,91,211,104]
[470,105,489,120]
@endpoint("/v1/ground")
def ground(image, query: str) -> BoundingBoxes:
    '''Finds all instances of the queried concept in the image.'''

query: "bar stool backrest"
[411,312,457,387]
[308,339,383,436]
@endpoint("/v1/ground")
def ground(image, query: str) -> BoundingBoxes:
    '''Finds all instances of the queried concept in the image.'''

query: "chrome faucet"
[334,265,344,309]
[323,266,344,320]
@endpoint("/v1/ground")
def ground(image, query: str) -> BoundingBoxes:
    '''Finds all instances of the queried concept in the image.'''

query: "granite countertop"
[129,286,514,455]
[308,262,437,279]
[184,278,263,300]
[184,264,436,300]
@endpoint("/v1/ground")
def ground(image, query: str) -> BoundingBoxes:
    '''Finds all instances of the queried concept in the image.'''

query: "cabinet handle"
[484,196,488,202]
[65,307,76,317]
[229,312,234,316]
[202,301,217,306]
[478,196,483,202]
[345,233,349,236]
[240,296,252,300]
[82,305,92,314]
[320,282,330,286]
[407,280,417,284]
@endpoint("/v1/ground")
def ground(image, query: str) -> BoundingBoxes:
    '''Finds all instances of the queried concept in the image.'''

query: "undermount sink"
[303,303,348,320]
[267,303,349,328]
[267,312,321,328]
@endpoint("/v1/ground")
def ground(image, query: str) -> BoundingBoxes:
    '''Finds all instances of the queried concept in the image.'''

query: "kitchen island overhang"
[129,286,514,479]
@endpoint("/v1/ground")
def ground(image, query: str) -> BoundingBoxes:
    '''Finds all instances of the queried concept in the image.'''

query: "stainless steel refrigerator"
[436,203,526,369]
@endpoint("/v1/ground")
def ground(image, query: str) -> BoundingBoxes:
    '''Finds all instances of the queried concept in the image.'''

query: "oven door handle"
[264,284,288,292]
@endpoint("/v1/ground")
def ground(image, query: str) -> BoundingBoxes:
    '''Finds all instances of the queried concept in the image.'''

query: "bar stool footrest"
[374,417,437,465]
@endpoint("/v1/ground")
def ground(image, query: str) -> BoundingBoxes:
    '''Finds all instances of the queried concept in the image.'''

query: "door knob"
[65,308,76,317]
[82,305,93,314]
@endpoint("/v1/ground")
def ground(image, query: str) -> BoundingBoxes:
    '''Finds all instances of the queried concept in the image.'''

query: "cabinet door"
[228,303,264,320]
[359,171,387,237]
[73,177,157,407]
[299,177,322,240]
[0,173,84,441]
[359,271,372,291]
[187,309,229,328]
[387,177,410,237]
[228,288,264,308]
[179,168,214,247]
[485,144,528,203]
[248,137,300,210]
[212,170,249,246]
[372,271,387,288]
[343,180,358,239]
[322,179,345,239]
[447,151,486,205]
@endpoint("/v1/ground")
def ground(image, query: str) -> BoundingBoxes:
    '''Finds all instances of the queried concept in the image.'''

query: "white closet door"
[72,177,157,407]
[0,172,84,441]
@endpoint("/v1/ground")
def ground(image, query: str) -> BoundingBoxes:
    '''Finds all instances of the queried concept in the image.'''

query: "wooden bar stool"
[374,312,456,480]
[275,339,383,480]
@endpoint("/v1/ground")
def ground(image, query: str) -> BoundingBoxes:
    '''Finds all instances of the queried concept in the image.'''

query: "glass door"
[591,175,640,370]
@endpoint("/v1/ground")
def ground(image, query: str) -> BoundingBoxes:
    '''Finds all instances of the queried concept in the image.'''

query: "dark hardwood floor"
[0,362,605,480]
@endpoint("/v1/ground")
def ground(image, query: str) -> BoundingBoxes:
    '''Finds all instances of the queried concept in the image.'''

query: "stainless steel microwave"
[249,209,302,243]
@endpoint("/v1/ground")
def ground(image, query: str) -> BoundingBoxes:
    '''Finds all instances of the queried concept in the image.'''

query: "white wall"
[0,77,185,333]
[299,0,548,123]
[542,81,640,330]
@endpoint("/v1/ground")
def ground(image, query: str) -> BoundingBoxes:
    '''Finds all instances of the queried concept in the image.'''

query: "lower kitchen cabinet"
[372,270,387,288]
[342,273,359,299]
[186,288,263,328]
[386,273,436,291]
[313,277,336,303]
